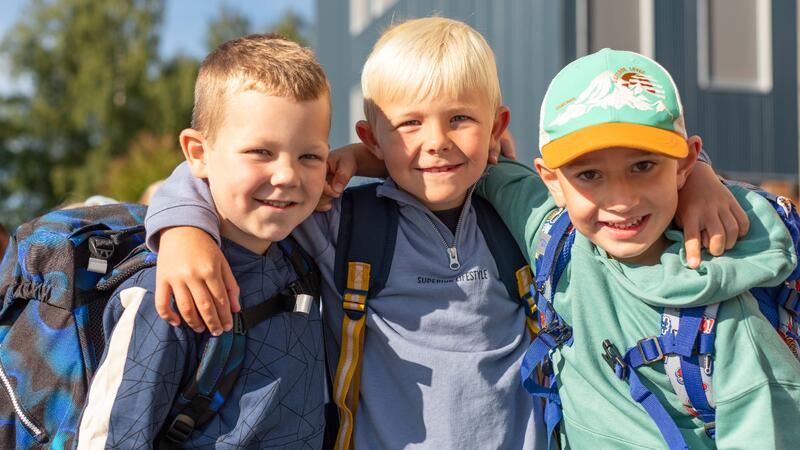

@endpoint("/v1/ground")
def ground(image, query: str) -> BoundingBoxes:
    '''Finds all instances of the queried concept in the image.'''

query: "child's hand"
[155,226,240,335]
[318,145,359,212]
[676,162,749,269]
[489,129,518,164]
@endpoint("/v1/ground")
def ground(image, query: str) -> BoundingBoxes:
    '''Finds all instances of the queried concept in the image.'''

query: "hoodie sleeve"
[144,162,220,252]
[712,295,800,449]
[77,282,193,449]
[476,158,558,262]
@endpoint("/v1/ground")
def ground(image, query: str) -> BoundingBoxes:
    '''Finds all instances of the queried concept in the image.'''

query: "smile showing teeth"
[604,216,644,230]
[420,164,460,173]
[259,199,294,208]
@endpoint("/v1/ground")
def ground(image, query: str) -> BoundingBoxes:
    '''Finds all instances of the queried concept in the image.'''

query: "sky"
[0,0,315,92]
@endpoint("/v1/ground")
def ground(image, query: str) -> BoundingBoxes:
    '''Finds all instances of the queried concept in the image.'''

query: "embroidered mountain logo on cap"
[550,70,672,127]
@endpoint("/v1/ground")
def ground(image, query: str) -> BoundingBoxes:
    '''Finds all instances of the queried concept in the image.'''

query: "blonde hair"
[192,33,330,140]
[361,17,501,123]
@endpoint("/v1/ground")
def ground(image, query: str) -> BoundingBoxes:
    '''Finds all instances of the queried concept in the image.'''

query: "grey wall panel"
[654,0,796,180]
[316,0,570,165]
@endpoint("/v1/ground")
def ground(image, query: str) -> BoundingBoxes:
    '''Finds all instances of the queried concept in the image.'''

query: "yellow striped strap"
[333,262,370,450]
[516,265,539,339]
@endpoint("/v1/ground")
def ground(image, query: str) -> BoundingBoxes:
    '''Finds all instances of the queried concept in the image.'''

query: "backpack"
[329,182,537,450]
[521,185,800,450]
[0,204,320,449]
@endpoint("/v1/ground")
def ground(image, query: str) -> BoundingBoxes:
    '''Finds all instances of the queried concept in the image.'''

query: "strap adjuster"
[703,421,716,438]
[637,336,664,365]
[602,339,626,378]
[541,322,572,347]
[165,413,195,443]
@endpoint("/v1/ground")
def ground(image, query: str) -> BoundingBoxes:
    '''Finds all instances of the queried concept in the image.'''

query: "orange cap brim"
[541,122,688,168]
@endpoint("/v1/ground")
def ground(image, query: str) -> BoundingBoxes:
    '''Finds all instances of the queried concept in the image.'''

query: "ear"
[676,135,701,189]
[179,128,209,179]
[534,158,566,207]
[489,105,511,150]
[355,120,384,160]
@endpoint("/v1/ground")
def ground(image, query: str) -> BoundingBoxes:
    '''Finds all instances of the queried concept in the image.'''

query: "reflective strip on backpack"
[661,304,719,416]
[515,265,539,338]
[333,262,371,450]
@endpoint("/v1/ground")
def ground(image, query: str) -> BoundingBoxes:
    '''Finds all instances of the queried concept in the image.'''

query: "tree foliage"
[0,1,310,229]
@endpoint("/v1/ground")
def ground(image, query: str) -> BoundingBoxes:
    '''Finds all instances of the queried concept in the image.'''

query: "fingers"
[155,277,181,327]
[172,282,205,333]
[488,144,501,165]
[499,130,517,160]
[205,270,233,333]
[221,259,241,313]
[681,215,702,269]
[330,156,356,194]
[186,279,223,335]
[731,201,750,237]
[719,209,740,250]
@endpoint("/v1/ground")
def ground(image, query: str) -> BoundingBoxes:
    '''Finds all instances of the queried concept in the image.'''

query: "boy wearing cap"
[478,48,800,448]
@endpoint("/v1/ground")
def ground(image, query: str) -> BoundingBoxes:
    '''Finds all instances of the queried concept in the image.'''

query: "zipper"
[422,193,471,272]
[0,356,47,442]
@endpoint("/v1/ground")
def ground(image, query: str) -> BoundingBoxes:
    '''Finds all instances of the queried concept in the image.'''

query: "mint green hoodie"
[478,159,800,449]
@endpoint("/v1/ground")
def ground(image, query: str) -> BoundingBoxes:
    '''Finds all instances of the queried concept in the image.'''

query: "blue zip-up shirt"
[77,239,325,449]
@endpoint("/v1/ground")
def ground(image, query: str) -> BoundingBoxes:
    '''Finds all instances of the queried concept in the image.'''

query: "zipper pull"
[447,246,460,271]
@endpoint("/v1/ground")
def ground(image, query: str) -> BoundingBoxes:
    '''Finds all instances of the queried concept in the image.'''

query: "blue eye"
[301,154,323,161]
[451,115,471,123]
[397,120,421,128]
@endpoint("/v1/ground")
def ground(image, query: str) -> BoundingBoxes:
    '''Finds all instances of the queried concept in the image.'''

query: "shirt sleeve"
[144,161,220,252]
[77,285,194,449]
[475,158,559,263]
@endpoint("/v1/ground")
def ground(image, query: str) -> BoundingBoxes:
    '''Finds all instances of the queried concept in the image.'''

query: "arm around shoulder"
[476,157,558,257]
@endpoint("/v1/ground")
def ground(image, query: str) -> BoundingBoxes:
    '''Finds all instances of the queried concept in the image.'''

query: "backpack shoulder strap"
[471,195,536,334]
[332,181,398,450]
[158,237,321,447]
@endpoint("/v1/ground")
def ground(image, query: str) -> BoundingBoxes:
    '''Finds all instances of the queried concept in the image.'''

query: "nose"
[270,155,300,188]
[603,177,639,213]
[422,120,451,154]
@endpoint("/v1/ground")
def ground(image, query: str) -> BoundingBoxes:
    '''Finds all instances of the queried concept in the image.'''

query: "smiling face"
[358,92,508,211]
[537,146,695,265]
[184,90,330,254]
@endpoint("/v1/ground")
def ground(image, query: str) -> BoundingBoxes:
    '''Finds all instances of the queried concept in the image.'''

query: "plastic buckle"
[602,339,626,378]
[165,413,195,443]
[636,336,664,365]
[703,421,716,439]
[542,322,572,347]
[232,312,246,335]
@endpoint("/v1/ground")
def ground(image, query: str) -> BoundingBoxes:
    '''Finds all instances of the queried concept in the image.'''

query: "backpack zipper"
[0,357,47,442]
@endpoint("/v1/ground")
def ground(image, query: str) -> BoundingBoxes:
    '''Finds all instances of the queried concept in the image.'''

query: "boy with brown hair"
[77,34,331,448]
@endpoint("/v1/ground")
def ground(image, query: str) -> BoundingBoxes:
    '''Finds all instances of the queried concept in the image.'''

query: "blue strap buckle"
[602,339,626,378]
[637,336,664,365]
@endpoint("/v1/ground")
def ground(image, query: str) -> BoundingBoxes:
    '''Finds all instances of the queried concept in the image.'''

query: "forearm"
[144,161,221,251]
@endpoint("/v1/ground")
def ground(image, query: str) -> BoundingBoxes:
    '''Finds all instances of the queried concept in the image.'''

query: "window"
[698,0,772,92]
[576,0,654,57]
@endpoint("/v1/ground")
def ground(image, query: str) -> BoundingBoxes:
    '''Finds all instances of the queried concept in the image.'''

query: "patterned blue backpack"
[0,204,156,448]
[0,204,321,449]
[521,186,800,450]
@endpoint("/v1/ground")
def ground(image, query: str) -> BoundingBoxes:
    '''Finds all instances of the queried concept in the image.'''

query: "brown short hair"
[192,33,329,140]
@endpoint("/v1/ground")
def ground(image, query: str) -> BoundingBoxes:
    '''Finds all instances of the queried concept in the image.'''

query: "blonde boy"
[78,34,330,448]
[144,20,745,449]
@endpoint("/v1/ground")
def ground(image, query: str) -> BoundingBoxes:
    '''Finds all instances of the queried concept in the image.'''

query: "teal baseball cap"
[539,48,688,168]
